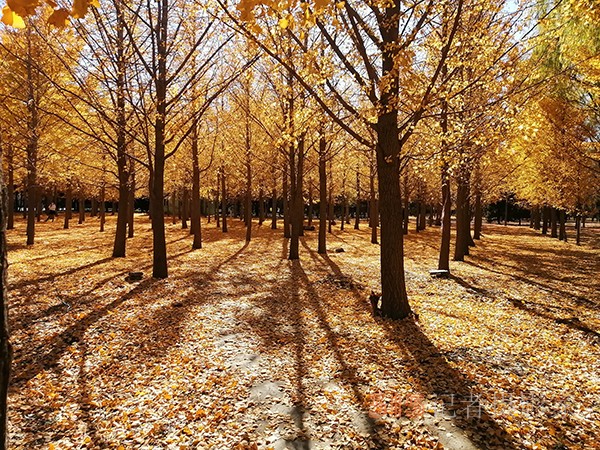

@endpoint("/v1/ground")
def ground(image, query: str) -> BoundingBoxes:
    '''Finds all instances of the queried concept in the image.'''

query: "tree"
[221,0,465,318]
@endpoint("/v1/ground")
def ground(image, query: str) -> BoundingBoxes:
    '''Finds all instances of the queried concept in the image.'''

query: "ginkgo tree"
[220,0,465,318]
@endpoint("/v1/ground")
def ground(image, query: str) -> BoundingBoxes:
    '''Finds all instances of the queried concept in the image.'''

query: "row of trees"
[0,0,598,318]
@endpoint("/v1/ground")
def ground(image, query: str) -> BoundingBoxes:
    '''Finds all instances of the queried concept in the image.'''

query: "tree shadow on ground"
[9,256,114,291]
[304,243,518,449]
[463,260,597,309]
[12,278,156,388]
[234,237,383,446]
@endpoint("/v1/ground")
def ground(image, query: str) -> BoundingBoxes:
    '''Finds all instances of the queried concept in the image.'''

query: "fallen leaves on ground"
[6,215,600,449]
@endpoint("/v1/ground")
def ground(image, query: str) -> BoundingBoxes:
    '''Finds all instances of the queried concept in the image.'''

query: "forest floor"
[6,214,600,450]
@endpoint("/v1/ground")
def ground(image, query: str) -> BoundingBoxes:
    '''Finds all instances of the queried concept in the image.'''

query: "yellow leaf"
[278,17,289,29]
[314,0,330,10]
[6,0,40,17]
[47,8,70,27]
[1,6,26,28]
[89,0,100,8]
[71,0,88,19]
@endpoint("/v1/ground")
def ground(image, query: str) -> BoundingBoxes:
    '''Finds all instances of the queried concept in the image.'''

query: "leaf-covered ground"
[6,215,600,449]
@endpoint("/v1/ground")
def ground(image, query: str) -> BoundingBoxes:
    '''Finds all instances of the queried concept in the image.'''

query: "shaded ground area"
[6,215,600,449]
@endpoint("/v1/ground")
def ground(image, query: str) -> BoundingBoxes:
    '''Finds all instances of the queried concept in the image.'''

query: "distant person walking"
[45,202,57,222]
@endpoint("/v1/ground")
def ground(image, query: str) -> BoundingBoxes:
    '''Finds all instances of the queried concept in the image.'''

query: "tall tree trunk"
[99,186,106,232]
[542,206,549,235]
[328,177,334,234]
[25,26,38,247]
[112,4,130,257]
[418,201,427,231]
[78,197,85,224]
[453,174,469,261]
[181,188,189,229]
[473,190,483,240]
[271,187,277,230]
[148,0,170,279]
[402,175,409,235]
[221,167,228,233]
[64,184,72,229]
[0,161,13,450]
[550,207,558,238]
[91,198,98,217]
[559,209,567,241]
[575,215,581,245]
[258,186,265,226]
[307,180,313,227]
[414,200,420,232]
[354,170,360,230]
[36,190,42,223]
[216,174,221,228]
[289,136,305,260]
[283,162,290,238]
[128,167,135,238]
[369,157,378,243]
[171,191,178,225]
[503,195,509,226]
[438,163,451,271]
[318,136,327,254]
[533,206,541,230]
[376,125,411,319]
[340,195,346,231]
[6,146,13,231]
[191,122,202,249]
[245,158,252,243]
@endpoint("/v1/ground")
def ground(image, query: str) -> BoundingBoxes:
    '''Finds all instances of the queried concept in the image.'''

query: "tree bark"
[191,122,202,249]
[283,162,290,238]
[216,174,221,228]
[0,161,13,450]
[78,197,85,224]
[25,27,39,247]
[112,5,130,257]
[258,186,265,226]
[289,136,305,260]
[542,206,549,235]
[453,174,469,261]
[318,135,327,254]
[533,206,541,230]
[473,190,483,240]
[438,162,451,271]
[369,158,378,243]
[245,156,252,243]
[6,147,13,231]
[91,198,98,217]
[402,175,409,235]
[559,209,567,241]
[575,215,581,245]
[221,167,228,233]
[271,187,277,230]
[307,180,313,227]
[376,125,411,319]
[181,188,188,230]
[550,207,558,238]
[148,0,170,279]
[127,167,135,238]
[64,184,72,229]
[354,170,360,230]
[99,186,106,232]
